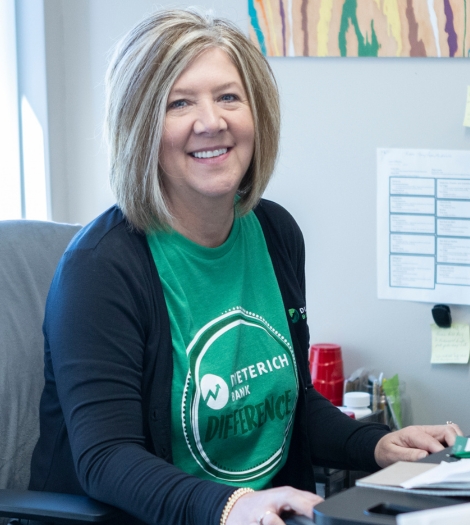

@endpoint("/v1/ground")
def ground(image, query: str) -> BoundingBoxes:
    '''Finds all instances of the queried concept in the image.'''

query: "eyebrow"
[169,82,243,97]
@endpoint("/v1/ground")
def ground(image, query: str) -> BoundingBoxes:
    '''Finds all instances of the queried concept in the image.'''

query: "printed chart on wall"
[377,149,470,306]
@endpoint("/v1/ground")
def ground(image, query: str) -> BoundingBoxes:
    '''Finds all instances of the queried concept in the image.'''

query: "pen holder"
[309,343,344,406]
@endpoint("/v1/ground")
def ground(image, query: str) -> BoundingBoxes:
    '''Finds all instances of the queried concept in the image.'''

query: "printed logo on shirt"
[288,306,307,323]
[181,307,298,483]
[200,374,229,410]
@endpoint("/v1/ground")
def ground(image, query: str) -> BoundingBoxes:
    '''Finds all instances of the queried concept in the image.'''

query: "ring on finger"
[258,510,274,525]
[447,421,453,425]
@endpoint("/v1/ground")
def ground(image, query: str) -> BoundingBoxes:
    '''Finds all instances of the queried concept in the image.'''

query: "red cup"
[309,343,344,406]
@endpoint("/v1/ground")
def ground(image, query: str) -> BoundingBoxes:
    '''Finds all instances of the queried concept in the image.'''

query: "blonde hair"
[105,8,280,231]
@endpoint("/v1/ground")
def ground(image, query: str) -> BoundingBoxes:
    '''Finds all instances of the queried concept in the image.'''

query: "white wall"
[44,0,470,432]
[265,57,470,430]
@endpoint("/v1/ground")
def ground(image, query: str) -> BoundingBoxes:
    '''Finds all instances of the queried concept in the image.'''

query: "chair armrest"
[0,489,120,523]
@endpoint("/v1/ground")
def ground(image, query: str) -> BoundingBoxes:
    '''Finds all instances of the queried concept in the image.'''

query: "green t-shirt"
[147,211,298,489]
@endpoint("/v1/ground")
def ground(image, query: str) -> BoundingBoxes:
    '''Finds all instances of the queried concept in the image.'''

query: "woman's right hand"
[225,486,323,525]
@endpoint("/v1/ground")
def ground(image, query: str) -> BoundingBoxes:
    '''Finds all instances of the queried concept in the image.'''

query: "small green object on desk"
[452,436,470,458]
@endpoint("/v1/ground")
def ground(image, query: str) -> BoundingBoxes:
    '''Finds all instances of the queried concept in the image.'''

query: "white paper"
[357,461,436,488]
[401,460,470,489]
[377,148,470,305]
[356,460,470,496]
[397,502,470,525]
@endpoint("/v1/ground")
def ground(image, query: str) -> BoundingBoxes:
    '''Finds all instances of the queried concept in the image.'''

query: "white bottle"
[338,392,372,419]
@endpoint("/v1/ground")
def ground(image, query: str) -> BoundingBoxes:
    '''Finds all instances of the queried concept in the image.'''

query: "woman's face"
[159,47,255,213]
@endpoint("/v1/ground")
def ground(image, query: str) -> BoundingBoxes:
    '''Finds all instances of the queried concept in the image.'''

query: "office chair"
[0,219,313,525]
[0,220,118,524]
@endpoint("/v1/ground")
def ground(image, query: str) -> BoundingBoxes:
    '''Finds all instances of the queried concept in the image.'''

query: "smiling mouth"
[190,148,229,159]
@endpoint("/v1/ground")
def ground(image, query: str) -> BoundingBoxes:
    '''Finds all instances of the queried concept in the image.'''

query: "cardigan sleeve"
[42,217,235,525]
[305,387,389,471]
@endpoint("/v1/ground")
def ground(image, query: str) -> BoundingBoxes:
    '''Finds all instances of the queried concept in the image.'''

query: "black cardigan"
[30,199,388,525]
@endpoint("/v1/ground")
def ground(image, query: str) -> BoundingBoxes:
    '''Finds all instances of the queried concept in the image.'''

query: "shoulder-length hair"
[105,8,280,231]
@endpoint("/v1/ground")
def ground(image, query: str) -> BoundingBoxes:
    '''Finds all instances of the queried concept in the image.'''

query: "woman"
[29,9,462,525]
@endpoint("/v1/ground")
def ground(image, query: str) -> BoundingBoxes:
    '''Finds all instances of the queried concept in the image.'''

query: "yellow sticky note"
[464,86,470,127]
[431,323,470,364]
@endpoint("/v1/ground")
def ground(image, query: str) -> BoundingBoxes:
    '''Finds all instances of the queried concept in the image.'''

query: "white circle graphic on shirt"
[200,374,229,410]
[181,306,298,483]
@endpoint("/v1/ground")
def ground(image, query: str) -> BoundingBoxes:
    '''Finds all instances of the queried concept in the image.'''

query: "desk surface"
[312,444,468,525]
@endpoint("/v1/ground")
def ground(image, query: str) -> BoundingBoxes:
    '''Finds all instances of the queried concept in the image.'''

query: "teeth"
[192,148,228,159]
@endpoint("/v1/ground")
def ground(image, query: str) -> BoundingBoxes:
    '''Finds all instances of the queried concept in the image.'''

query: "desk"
[313,446,469,525]
[312,486,465,524]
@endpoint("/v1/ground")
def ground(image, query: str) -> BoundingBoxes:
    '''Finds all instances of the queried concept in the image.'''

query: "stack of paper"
[401,460,470,490]
[356,460,470,496]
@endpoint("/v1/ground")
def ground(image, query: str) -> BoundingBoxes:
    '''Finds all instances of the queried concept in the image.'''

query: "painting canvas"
[248,0,470,57]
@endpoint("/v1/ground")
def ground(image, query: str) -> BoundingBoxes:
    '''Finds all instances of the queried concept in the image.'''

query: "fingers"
[389,446,429,463]
[445,422,464,438]
[375,427,439,467]
[375,431,426,468]
[411,424,463,449]
[402,426,446,454]
[226,486,323,525]
[280,488,323,517]
[375,424,465,468]
[255,510,284,525]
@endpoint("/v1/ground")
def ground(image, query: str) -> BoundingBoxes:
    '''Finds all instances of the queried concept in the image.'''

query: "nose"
[193,101,227,135]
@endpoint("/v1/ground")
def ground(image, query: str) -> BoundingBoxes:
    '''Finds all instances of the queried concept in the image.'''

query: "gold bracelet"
[220,487,255,525]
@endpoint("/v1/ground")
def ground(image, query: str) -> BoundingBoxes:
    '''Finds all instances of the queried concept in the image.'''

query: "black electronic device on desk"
[312,444,469,525]
[312,486,464,525]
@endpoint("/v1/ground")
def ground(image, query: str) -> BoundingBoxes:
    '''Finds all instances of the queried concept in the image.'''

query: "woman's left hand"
[374,423,464,468]
[225,486,323,525]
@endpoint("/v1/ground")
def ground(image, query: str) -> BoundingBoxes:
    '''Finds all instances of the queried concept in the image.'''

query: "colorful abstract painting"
[248,0,470,57]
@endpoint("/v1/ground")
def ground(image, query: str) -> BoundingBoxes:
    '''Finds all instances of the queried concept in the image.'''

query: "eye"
[168,99,188,110]
[220,93,239,103]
